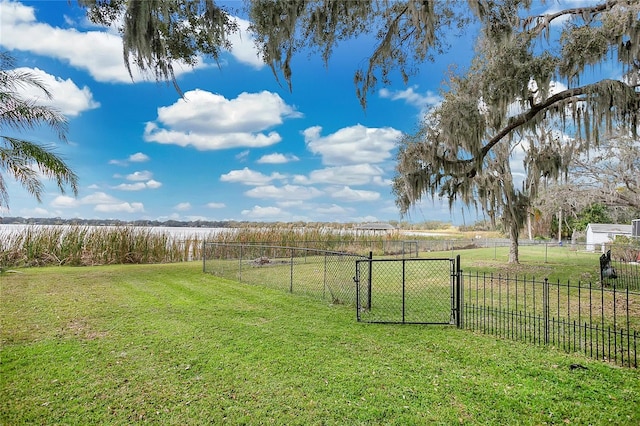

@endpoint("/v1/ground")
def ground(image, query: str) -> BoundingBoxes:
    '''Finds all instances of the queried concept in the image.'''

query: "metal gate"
[355,255,462,325]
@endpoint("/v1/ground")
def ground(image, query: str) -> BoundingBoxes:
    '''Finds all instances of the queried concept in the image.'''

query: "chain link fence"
[355,258,459,325]
[203,241,638,367]
[203,243,369,304]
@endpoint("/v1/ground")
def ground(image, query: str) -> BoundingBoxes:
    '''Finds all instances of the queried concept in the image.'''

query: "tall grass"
[0,225,405,268]
[0,226,210,267]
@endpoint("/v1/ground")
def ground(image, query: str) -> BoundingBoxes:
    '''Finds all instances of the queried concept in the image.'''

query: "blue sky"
[1,0,568,225]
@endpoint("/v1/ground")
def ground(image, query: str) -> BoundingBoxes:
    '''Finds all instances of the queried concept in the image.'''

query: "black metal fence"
[203,242,638,368]
[462,272,639,368]
[602,258,640,291]
[355,257,462,325]
[203,242,369,304]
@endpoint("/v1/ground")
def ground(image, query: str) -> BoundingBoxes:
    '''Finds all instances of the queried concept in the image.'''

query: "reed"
[0,225,404,267]
[1,226,191,267]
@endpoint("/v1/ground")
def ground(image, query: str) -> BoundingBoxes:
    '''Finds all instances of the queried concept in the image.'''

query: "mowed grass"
[449,245,604,282]
[2,263,640,425]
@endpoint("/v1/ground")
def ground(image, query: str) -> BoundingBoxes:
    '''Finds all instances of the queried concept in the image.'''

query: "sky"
[0,0,573,225]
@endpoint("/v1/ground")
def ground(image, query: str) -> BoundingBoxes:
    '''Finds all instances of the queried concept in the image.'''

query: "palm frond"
[0,51,77,209]
[0,137,78,206]
[0,172,8,207]
[0,93,67,141]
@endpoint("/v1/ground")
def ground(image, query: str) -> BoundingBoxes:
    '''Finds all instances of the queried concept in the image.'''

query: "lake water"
[0,224,429,243]
[0,224,230,240]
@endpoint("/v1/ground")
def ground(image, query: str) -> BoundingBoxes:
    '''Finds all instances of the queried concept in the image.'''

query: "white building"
[354,222,397,236]
[585,223,632,252]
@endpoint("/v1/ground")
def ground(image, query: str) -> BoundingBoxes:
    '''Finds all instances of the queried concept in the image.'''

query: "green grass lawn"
[432,245,605,281]
[2,262,639,425]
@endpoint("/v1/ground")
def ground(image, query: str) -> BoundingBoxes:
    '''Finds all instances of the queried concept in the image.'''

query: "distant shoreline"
[0,216,235,228]
[0,216,406,230]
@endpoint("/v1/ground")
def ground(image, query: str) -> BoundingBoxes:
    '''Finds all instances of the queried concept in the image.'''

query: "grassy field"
[2,262,639,425]
[437,245,604,280]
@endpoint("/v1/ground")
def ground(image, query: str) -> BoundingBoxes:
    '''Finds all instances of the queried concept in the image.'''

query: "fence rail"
[203,242,369,304]
[462,272,639,368]
[203,242,639,368]
[355,257,460,325]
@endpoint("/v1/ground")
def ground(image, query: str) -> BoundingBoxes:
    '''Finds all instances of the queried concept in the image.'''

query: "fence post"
[367,251,372,310]
[543,278,549,345]
[355,260,361,321]
[323,252,327,300]
[289,248,294,293]
[202,241,206,273]
[239,244,243,282]
[402,259,406,323]
[456,254,462,328]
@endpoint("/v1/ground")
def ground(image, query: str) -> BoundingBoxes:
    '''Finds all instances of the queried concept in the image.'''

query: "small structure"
[354,222,397,236]
[585,223,632,252]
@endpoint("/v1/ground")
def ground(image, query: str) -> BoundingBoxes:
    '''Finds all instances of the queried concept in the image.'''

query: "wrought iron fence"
[203,242,639,368]
[603,258,640,291]
[462,272,639,368]
[203,242,369,304]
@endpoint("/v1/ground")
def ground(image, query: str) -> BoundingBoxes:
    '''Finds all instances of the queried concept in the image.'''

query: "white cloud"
[228,17,264,69]
[0,0,206,83]
[144,89,302,150]
[50,191,144,213]
[94,202,144,213]
[50,195,78,208]
[1,1,137,83]
[113,182,147,191]
[372,176,393,186]
[12,67,100,117]
[330,186,380,202]
[256,153,300,164]
[129,152,149,162]
[241,205,285,219]
[294,164,385,186]
[80,192,121,205]
[244,184,323,200]
[303,124,401,166]
[379,86,442,115]
[109,152,150,166]
[145,179,162,189]
[236,150,250,162]
[174,202,191,211]
[126,170,153,181]
[206,202,226,209]
[113,179,162,191]
[154,90,300,133]
[315,204,352,215]
[220,167,286,185]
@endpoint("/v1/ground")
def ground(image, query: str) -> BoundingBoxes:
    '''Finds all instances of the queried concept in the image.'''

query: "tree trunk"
[558,209,562,243]
[509,224,520,264]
